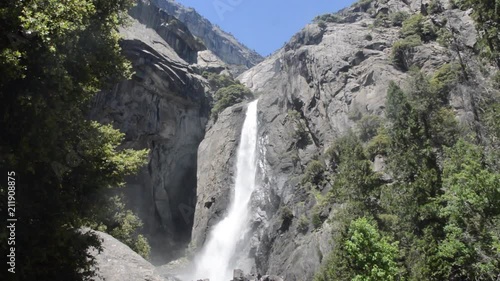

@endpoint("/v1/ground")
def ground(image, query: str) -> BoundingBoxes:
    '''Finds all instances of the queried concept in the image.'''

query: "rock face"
[151,0,264,75]
[90,3,211,264]
[192,0,492,280]
[91,230,169,281]
[190,103,248,251]
[129,0,206,64]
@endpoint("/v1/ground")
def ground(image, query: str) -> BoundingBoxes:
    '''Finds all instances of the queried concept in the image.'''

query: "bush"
[422,20,438,41]
[429,107,460,147]
[364,34,373,41]
[202,71,236,90]
[315,13,343,23]
[366,129,391,159]
[297,215,309,233]
[374,13,390,27]
[390,11,409,27]
[428,0,444,14]
[357,115,383,142]
[493,71,500,88]
[430,63,459,99]
[391,34,422,70]
[90,195,151,259]
[437,27,453,47]
[401,14,424,38]
[312,210,323,229]
[211,84,253,117]
[317,20,327,29]
[354,0,374,11]
[301,160,325,186]
[281,206,294,221]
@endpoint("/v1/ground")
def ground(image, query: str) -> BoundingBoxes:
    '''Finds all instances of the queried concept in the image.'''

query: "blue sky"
[175,0,357,56]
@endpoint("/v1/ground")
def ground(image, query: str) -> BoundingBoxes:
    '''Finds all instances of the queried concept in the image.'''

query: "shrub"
[354,0,374,11]
[301,160,325,186]
[317,20,327,29]
[430,63,459,99]
[401,14,424,38]
[422,20,438,41]
[357,115,383,142]
[315,13,343,23]
[211,84,253,117]
[202,71,237,90]
[297,215,309,233]
[429,107,460,147]
[366,129,391,159]
[437,27,453,47]
[312,210,323,229]
[493,71,500,88]
[374,12,390,28]
[364,34,373,41]
[391,34,422,70]
[323,218,400,281]
[390,11,409,27]
[281,206,294,221]
[428,0,444,14]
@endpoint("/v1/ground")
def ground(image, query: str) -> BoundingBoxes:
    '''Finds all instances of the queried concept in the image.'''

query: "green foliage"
[317,20,327,29]
[391,35,422,70]
[374,12,390,28]
[297,215,310,233]
[281,206,294,221]
[356,115,383,142]
[312,209,324,229]
[315,218,401,281]
[366,128,391,159]
[86,195,151,259]
[326,133,381,203]
[428,0,444,14]
[202,71,237,90]
[390,11,410,27]
[301,160,325,186]
[401,14,424,38]
[354,0,375,11]
[430,63,459,98]
[484,101,500,144]
[314,13,343,24]
[434,140,500,280]
[211,84,253,117]
[437,27,453,47]
[493,71,500,88]
[460,0,500,67]
[0,0,151,279]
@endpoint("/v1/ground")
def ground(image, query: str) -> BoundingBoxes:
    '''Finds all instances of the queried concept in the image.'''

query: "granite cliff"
[90,0,499,279]
[191,0,498,280]
[151,0,264,75]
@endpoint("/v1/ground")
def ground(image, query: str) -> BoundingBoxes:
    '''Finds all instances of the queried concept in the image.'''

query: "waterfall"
[192,100,259,281]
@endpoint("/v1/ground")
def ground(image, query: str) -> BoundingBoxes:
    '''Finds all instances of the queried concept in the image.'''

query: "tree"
[434,140,500,280]
[0,0,149,280]
[460,0,500,67]
[211,84,253,117]
[315,217,401,281]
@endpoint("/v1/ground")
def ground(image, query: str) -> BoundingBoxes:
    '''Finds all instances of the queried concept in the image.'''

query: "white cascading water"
[192,100,259,281]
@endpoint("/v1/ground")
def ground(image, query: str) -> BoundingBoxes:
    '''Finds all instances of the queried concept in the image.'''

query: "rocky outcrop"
[193,0,492,280]
[190,103,248,251]
[151,0,264,75]
[90,12,210,264]
[90,230,171,281]
[129,0,206,64]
